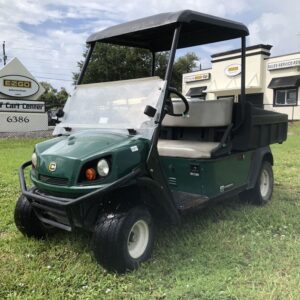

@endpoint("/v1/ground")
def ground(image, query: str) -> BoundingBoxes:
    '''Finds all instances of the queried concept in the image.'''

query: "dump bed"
[232,103,288,151]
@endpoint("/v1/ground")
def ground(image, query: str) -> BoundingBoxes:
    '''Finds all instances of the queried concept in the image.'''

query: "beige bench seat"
[158,140,219,158]
[158,98,233,159]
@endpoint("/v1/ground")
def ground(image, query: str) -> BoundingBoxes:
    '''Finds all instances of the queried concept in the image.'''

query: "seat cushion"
[162,98,233,128]
[157,139,219,158]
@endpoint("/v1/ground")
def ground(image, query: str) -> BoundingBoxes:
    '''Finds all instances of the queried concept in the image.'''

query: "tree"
[73,44,152,84]
[171,52,199,91]
[39,82,69,110]
[73,44,199,91]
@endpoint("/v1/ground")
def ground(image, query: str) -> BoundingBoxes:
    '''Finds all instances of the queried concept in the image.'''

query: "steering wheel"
[166,87,190,117]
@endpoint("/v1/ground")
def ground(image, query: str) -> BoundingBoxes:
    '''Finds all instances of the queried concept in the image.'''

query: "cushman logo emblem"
[48,162,57,172]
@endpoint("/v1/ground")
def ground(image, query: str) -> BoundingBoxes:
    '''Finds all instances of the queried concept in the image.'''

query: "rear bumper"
[19,160,140,230]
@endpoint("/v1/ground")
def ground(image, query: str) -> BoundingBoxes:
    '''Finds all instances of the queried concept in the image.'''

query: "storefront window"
[274,89,297,106]
[287,90,297,104]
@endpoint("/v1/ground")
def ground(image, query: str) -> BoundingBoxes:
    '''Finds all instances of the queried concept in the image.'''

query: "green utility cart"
[15,10,288,273]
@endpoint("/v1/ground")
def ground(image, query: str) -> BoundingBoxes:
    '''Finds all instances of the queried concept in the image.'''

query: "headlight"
[32,152,37,168]
[97,159,110,177]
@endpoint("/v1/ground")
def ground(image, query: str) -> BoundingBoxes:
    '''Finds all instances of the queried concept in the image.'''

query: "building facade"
[182,44,300,120]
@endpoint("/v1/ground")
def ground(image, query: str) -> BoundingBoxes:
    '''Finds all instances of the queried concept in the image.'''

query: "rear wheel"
[14,194,56,239]
[240,161,273,205]
[91,206,154,273]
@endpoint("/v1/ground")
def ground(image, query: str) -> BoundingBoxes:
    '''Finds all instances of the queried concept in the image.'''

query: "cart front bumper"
[19,160,140,231]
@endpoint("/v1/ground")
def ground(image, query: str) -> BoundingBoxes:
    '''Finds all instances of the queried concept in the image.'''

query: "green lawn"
[0,123,300,300]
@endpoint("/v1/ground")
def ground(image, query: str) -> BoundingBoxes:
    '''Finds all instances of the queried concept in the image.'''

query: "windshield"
[54,77,166,139]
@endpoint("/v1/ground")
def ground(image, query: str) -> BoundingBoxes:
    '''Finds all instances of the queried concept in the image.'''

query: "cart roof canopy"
[86,10,249,52]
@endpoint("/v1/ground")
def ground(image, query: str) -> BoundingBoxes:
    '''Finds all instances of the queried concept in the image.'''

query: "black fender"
[247,146,273,190]
[89,176,181,227]
[136,177,181,225]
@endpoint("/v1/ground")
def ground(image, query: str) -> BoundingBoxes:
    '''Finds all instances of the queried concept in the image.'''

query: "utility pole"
[2,41,7,66]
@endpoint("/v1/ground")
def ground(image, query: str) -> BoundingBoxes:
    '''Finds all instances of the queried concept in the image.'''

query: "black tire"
[92,206,154,273]
[240,161,274,205]
[14,194,56,239]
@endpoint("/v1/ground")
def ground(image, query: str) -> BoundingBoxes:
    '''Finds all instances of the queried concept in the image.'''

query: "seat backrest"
[162,98,233,127]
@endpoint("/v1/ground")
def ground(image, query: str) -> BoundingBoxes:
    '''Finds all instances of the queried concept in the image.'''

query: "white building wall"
[263,53,300,120]
[207,54,264,96]
[182,45,300,120]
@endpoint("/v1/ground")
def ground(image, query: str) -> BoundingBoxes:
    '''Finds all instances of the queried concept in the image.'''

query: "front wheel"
[91,206,154,273]
[14,194,56,239]
[240,161,274,205]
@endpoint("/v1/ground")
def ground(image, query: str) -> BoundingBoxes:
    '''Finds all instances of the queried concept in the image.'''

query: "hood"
[34,130,147,182]
[39,131,132,160]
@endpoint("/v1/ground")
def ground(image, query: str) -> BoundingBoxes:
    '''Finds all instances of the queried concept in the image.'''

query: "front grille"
[39,175,69,186]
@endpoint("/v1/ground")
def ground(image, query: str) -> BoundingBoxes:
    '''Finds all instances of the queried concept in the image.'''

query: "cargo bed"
[232,102,288,151]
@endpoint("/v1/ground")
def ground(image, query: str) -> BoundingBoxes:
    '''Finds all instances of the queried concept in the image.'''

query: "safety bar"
[19,161,141,208]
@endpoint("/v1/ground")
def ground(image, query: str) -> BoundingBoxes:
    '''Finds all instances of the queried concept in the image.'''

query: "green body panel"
[32,130,150,196]
[32,129,253,201]
[160,151,253,198]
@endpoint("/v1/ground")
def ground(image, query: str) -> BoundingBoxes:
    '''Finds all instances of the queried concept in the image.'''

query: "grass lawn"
[0,123,300,299]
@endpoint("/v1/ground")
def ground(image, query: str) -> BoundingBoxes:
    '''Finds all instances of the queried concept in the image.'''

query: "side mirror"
[144,105,157,118]
[56,108,64,118]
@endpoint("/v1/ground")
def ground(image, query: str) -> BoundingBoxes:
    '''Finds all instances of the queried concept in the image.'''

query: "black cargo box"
[232,103,288,151]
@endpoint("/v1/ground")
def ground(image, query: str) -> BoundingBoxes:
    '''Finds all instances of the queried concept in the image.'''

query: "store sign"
[0,99,45,113]
[185,73,210,83]
[225,64,241,77]
[0,75,40,97]
[0,112,48,132]
[267,58,300,71]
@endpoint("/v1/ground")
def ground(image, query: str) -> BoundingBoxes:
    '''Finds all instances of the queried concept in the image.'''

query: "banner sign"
[0,75,40,97]
[267,58,300,71]
[0,99,45,113]
[185,73,210,83]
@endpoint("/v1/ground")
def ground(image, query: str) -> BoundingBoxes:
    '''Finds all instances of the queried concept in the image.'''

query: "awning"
[186,86,207,97]
[268,75,300,89]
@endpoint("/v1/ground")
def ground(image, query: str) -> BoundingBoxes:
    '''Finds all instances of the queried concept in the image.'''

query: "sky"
[0,0,299,93]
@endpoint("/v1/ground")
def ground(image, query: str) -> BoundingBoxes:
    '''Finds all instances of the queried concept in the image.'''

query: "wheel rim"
[260,168,270,198]
[127,220,149,259]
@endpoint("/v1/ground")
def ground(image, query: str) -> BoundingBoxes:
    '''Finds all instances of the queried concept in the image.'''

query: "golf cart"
[15,10,288,273]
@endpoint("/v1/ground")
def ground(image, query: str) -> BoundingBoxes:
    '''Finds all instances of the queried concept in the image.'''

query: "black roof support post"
[151,52,155,76]
[149,25,182,149]
[164,25,181,86]
[233,36,246,132]
[240,36,246,116]
[145,26,182,225]
[76,42,95,85]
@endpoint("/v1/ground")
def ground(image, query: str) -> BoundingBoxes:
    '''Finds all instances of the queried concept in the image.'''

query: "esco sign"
[0,75,40,98]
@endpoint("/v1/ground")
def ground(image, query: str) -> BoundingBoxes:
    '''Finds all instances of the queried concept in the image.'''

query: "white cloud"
[246,0,300,54]
[248,6,300,56]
